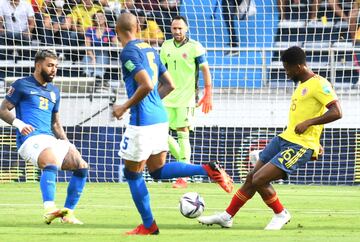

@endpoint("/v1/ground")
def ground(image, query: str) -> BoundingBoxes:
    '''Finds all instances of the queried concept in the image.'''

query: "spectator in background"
[349,0,360,88]
[134,0,160,13]
[308,0,349,27]
[134,9,164,47]
[221,0,240,56]
[42,0,72,46]
[82,11,118,92]
[29,0,45,43]
[157,0,181,39]
[94,0,118,27]
[349,0,359,41]
[65,0,103,61]
[0,0,35,59]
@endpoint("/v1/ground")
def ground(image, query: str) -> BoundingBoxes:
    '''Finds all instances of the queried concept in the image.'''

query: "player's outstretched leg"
[149,161,233,193]
[198,188,251,228]
[62,168,88,225]
[197,212,233,228]
[202,161,234,193]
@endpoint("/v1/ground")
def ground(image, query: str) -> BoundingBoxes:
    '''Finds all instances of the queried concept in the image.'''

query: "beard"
[40,69,54,83]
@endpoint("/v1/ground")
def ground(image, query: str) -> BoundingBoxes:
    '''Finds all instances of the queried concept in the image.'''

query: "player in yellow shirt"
[197,46,342,230]
[134,10,164,47]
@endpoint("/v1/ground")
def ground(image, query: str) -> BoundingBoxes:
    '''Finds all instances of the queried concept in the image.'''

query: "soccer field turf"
[0,183,359,242]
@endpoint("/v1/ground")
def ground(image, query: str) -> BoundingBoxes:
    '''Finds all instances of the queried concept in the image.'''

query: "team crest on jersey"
[182,53,187,59]
[322,85,331,95]
[125,60,136,72]
[301,87,308,96]
[7,86,14,97]
[50,92,56,103]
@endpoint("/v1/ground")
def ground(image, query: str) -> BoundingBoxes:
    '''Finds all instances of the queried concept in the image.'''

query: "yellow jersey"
[135,20,164,43]
[279,75,338,158]
[68,4,103,31]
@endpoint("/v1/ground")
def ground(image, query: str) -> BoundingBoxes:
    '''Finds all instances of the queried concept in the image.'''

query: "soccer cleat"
[44,208,68,225]
[198,213,233,228]
[125,221,159,235]
[264,209,291,230]
[172,178,188,188]
[60,209,84,225]
[203,161,234,193]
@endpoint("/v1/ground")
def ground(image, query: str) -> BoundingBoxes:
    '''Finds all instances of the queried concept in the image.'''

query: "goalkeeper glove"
[197,85,212,114]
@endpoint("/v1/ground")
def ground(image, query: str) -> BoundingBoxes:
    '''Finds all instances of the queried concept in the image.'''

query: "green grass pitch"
[0,183,359,242]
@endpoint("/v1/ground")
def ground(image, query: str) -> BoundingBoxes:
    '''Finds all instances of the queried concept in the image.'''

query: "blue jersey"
[120,39,168,126]
[5,76,61,149]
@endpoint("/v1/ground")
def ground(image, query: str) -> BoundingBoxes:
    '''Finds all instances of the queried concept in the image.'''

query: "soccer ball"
[179,192,205,219]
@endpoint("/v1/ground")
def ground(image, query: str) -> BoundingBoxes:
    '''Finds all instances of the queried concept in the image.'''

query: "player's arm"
[349,1,359,40]
[158,71,175,99]
[0,99,34,135]
[51,112,68,140]
[294,100,342,134]
[113,70,154,119]
[197,62,213,114]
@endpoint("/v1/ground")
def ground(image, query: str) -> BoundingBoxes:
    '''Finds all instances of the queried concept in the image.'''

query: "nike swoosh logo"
[30,91,38,94]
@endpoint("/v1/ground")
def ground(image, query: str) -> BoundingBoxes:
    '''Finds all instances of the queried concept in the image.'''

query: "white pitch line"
[0,203,359,214]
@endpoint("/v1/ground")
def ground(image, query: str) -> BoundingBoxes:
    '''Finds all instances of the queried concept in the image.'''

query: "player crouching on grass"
[0,49,88,225]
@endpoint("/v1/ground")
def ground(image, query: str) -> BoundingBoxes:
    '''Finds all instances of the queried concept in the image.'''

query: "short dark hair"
[281,46,306,65]
[172,15,188,26]
[35,49,57,64]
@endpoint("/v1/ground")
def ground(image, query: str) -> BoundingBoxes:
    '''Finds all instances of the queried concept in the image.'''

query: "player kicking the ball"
[198,46,342,230]
[114,12,233,235]
[0,49,88,225]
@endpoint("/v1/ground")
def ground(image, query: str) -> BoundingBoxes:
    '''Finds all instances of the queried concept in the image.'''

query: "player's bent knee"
[38,160,58,169]
[245,170,255,183]
[123,168,142,180]
[252,174,266,188]
[149,167,163,179]
[73,167,88,178]
[78,159,89,169]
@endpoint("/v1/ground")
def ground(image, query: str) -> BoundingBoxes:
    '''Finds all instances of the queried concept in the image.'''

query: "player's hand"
[197,86,213,114]
[20,124,35,136]
[294,120,312,134]
[112,104,128,120]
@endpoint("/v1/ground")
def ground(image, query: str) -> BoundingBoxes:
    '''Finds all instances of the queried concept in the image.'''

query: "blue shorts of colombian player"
[259,136,314,177]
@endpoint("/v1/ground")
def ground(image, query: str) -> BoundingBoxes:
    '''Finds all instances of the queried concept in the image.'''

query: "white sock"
[43,201,56,210]
[221,211,232,220]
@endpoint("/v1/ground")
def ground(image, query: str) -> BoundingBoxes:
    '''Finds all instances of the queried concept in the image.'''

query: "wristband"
[12,118,26,131]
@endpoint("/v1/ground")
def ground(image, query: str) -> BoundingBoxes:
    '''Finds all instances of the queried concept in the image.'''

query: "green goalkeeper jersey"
[160,37,207,107]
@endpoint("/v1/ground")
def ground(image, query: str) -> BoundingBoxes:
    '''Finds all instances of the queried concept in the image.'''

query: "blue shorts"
[259,136,314,177]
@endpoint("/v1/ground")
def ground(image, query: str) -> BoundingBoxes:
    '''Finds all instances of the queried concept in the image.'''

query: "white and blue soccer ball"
[179,192,205,218]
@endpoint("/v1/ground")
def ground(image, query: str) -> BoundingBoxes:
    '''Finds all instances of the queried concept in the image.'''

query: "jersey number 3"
[39,97,49,110]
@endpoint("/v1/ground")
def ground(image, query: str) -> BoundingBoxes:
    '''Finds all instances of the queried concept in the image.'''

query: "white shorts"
[118,122,169,162]
[18,134,72,169]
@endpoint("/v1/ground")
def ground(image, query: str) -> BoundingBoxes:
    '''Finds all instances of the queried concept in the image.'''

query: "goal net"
[0,0,359,185]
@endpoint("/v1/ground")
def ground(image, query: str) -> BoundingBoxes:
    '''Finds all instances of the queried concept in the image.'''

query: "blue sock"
[124,168,153,228]
[40,165,57,202]
[64,168,88,210]
[150,162,207,179]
